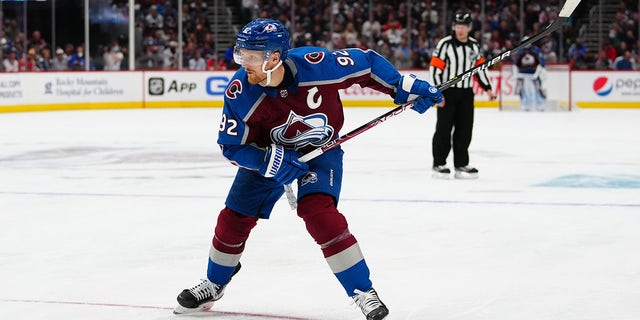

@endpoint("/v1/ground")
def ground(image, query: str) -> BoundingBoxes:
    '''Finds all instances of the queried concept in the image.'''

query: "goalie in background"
[513,38,547,112]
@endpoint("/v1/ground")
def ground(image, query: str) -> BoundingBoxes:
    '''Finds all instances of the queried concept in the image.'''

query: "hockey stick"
[284,0,581,209]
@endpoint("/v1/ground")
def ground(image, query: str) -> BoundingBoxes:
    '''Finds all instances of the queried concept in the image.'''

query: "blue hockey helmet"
[235,19,291,64]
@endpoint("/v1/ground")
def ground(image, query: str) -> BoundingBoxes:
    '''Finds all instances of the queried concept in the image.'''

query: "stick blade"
[559,0,581,17]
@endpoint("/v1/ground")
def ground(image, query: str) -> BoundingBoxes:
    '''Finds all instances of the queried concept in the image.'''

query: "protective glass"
[233,47,272,66]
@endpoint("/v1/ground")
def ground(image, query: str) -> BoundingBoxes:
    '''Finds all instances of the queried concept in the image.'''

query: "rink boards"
[1,68,638,113]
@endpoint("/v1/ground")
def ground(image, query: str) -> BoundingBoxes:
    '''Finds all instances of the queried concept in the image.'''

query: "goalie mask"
[234,19,291,86]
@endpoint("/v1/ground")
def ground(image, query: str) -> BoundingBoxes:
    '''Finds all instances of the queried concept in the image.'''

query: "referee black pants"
[432,87,475,168]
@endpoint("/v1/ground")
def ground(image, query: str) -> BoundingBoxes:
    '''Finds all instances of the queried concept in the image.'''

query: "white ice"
[1,107,639,320]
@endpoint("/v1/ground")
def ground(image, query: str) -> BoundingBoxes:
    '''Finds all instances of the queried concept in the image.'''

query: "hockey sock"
[207,207,258,285]
[297,194,373,296]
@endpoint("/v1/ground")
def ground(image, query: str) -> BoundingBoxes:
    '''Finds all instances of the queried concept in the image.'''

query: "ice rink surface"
[1,107,639,320]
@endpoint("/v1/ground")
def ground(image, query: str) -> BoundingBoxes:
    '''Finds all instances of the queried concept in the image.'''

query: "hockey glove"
[411,96,438,114]
[395,74,443,114]
[259,144,309,185]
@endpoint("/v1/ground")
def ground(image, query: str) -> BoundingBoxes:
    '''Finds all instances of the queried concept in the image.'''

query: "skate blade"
[432,171,451,179]
[454,172,479,179]
[173,302,214,315]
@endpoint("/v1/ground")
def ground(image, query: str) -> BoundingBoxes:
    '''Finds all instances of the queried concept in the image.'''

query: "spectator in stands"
[568,38,587,68]
[382,13,404,47]
[13,32,26,57]
[163,40,178,69]
[1,32,10,53]
[361,12,381,45]
[215,53,227,70]
[28,30,47,53]
[37,48,52,71]
[539,35,558,63]
[421,1,439,27]
[393,37,412,69]
[3,19,20,41]
[119,47,130,70]
[502,38,517,64]
[136,39,163,69]
[0,0,604,72]
[188,49,206,70]
[603,38,618,60]
[145,5,164,30]
[103,43,124,71]
[64,43,76,60]
[205,53,216,70]
[616,41,632,58]
[594,48,613,70]
[376,40,394,66]
[1,39,9,71]
[92,45,107,70]
[621,29,637,51]
[575,51,595,70]
[608,27,622,50]
[68,45,87,70]
[240,0,257,25]
[342,22,359,47]
[201,33,215,57]
[163,1,179,28]
[613,50,636,70]
[51,48,70,71]
[291,22,307,47]
[20,48,39,71]
[2,49,19,72]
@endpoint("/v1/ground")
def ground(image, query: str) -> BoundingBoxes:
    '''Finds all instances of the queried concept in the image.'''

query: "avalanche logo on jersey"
[270,111,334,150]
[519,52,539,68]
[225,79,243,99]
[304,52,325,64]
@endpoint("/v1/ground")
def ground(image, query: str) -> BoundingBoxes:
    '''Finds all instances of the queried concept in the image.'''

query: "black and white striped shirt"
[429,35,492,91]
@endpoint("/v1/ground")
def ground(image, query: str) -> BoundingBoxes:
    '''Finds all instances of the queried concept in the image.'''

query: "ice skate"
[454,165,479,179]
[352,288,389,320]
[174,263,241,314]
[432,165,451,179]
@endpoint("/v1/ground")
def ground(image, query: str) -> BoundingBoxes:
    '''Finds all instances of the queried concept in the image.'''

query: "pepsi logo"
[593,77,613,96]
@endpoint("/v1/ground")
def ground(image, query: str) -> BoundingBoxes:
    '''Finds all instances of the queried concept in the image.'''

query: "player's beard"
[246,71,267,85]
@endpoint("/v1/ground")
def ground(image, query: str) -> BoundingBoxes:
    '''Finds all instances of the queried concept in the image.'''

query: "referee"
[429,9,496,179]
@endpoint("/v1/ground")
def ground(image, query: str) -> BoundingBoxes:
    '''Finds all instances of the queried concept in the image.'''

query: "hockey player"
[513,39,547,111]
[174,19,442,320]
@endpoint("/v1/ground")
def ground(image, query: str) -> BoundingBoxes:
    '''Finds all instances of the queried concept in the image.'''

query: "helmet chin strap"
[259,60,283,87]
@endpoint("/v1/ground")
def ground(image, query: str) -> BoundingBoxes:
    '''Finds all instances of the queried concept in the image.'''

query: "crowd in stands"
[1,0,223,71]
[1,0,638,72]
[579,0,639,70]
